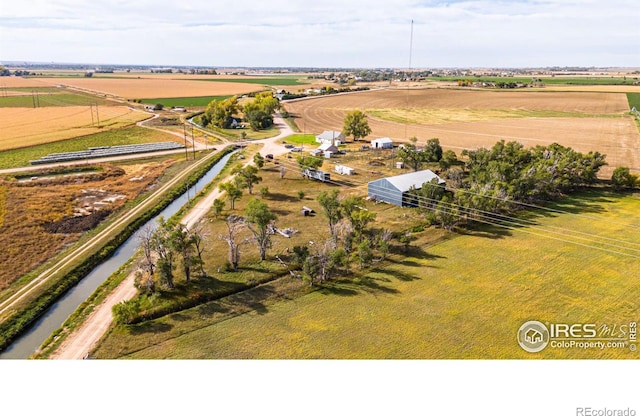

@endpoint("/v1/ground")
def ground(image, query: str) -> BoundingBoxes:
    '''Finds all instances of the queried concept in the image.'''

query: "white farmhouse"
[316,130,346,145]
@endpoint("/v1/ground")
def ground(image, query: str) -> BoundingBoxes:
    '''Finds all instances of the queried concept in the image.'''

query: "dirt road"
[50,113,295,359]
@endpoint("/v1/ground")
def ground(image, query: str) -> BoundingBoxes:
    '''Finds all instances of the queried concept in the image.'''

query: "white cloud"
[1,0,638,67]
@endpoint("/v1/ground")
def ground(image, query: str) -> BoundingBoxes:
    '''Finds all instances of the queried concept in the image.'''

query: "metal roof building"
[367,169,445,207]
[316,130,345,145]
[371,137,393,149]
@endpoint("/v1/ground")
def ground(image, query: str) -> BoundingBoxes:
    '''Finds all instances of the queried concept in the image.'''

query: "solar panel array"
[30,142,186,165]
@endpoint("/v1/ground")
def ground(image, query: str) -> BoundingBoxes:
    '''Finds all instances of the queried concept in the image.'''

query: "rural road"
[50,112,295,359]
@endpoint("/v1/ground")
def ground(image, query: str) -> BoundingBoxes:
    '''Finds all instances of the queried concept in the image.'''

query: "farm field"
[283,88,640,176]
[93,186,640,359]
[0,76,286,100]
[0,106,152,152]
[0,126,180,169]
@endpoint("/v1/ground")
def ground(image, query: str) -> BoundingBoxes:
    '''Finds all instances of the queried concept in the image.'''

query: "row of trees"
[199,91,280,131]
[406,140,608,230]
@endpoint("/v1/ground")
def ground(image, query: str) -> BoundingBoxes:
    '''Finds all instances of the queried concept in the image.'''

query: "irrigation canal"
[0,150,236,359]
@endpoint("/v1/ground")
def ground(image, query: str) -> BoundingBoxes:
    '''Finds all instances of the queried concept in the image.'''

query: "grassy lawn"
[280,134,316,145]
[93,182,640,358]
[0,126,178,169]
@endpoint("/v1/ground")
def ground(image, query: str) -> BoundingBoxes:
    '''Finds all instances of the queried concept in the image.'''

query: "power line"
[267,154,640,258]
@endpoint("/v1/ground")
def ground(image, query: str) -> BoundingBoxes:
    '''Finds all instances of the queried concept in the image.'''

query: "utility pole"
[95,103,100,127]
[191,124,196,160]
[183,123,189,160]
[90,104,94,126]
[405,19,414,141]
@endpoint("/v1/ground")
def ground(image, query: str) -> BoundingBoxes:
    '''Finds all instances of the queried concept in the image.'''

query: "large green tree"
[232,164,262,195]
[342,109,371,141]
[202,96,239,128]
[219,181,243,210]
[244,198,277,261]
[611,166,638,190]
[317,189,343,244]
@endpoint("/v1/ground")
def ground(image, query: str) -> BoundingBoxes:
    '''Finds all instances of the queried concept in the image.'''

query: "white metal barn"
[371,137,393,149]
[368,169,445,207]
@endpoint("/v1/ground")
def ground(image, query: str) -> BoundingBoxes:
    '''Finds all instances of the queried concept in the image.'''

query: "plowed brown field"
[283,88,640,175]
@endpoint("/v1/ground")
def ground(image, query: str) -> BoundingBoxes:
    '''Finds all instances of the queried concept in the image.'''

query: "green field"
[0,89,115,108]
[431,76,639,86]
[627,93,640,110]
[90,181,640,359]
[184,77,309,86]
[0,126,178,169]
[139,95,232,108]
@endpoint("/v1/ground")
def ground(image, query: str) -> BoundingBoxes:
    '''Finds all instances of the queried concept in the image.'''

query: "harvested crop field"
[0,106,151,151]
[9,77,264,99]
[283,88,640,175]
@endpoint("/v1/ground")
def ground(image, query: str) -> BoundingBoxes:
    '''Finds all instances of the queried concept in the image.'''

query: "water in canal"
[0,151,235,359]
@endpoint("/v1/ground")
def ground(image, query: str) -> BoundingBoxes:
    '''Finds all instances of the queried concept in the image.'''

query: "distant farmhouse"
[368,169,445,207]
[371,137,393,149]
[316,130,345,145]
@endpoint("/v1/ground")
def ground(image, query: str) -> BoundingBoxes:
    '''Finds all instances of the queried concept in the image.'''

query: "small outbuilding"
[368,169,445,207]
[334,165,355,175]
[316,130,345,145]
[371,137,393,149]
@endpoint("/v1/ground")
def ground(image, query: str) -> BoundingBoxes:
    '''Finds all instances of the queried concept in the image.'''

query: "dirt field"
[0,106,151,151]
[283,88,640,176]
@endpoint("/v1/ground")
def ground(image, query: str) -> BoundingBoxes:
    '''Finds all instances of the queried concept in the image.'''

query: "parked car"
[290,147,303,152]
[265,154,274,159]
[284,144,295,149]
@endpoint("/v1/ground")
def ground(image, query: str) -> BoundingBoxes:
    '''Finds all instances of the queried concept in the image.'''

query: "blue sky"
[1,0,638,68]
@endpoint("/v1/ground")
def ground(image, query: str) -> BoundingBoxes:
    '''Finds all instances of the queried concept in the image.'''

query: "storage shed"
[371,137,393,149]
[334,165,355,175]
[368,169,445,207]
